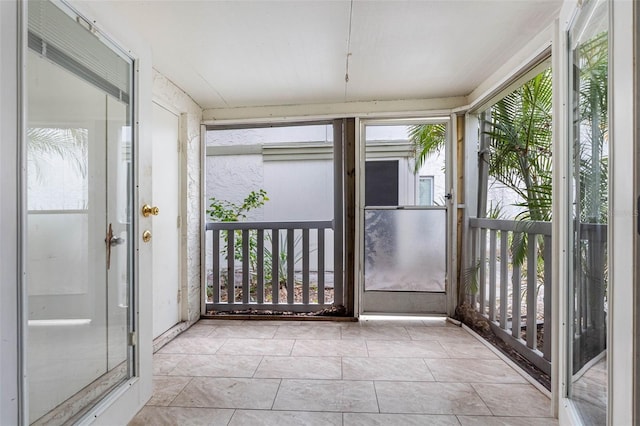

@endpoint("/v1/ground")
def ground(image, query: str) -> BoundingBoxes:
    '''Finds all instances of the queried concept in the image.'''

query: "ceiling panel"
[90,0,562,110]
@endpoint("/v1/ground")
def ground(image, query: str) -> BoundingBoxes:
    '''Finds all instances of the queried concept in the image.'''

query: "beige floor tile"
[128,406,233,426]
[366,340,449,358]
[406,326,478,343]
[341,326,411,340]
[471,384,553,417]
[272,379,379,412]
[457,416,558,426]
[291,339,368,357]
[228,409,342,425]
[254,356,342,379]
[344,413,461,426]
[342,357,434,381]
[274,325,341,340]
[182,324,218,337]
[147,376,192,406]
[153,353,187,375]
[158,336,226,355]
[217,338,294,356]
[426,359,526,383]
[440,341,499,359]
[210,325,278,339]
[171,377,281,409]
[375,381,491,415]
[169,354,262,377]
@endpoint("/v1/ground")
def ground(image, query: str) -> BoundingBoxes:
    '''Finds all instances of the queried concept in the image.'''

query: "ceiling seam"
[344,0,354,100]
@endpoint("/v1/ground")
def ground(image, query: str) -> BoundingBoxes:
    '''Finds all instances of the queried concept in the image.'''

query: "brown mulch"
[455,301,551,390]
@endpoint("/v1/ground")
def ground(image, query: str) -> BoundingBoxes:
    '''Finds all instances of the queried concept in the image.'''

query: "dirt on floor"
[455,301,551,390]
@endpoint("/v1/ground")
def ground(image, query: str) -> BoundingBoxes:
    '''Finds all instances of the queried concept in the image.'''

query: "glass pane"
[568,1,608,424]
[26,1,133,422]
[364,209,446,291]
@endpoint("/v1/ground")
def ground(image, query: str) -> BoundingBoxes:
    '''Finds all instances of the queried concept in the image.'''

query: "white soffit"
[99,0,561,110]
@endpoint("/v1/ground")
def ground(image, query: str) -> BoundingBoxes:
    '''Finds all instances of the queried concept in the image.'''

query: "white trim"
[202,98,465,123]
[467,23,554,111]
[609,0,635,424]
[551,13,568,422]
[0,1,24,424]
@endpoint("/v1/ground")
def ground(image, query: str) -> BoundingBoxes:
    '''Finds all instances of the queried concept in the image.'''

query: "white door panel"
[152,102,181,338]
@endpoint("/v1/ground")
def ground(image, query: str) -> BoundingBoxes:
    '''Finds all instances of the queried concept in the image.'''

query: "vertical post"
[287,229,294,305]
[479,228,487,315]
[344,118,356,315]
[257,229,264,304]
[242,229,250,304]
[543,234,552,360]
[477,111,490,218]
[227,230,235,304]
[333,119,344,307]
[271,229,279,305]
[489,229,497,321]
[512,233,522,339]
[526,233,538,349]
[212,228,220,303]
[302,228,310,304]
[500,231,508,330]
[318,228,325,304]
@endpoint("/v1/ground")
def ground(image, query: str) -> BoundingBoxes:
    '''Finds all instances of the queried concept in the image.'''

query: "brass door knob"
[141,204,159,217]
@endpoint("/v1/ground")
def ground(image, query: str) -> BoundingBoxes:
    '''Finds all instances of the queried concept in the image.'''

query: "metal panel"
[364,209,446,292]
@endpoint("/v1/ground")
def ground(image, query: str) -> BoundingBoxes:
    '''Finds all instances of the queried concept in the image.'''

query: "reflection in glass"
[568,1,609,424]
[26,0,133,423]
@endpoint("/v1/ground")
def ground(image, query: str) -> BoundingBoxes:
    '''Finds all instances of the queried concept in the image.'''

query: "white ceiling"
[97,0,562,110]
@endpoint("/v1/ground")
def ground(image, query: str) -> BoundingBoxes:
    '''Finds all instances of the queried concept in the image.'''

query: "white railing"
[469,218,552,375]
[205,220,342,313]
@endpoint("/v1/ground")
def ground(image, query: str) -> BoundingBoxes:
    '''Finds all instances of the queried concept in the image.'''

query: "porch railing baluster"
[302,228,310,304]
[499,230,508,330]
[543,235,552,361]
[479,228,487,315]
[318,228,325,304]
[257,229,264,304]
[272,229,279,305]
[287,229,294,305]
[511,232,522,340]
[212,229,220,304]
[227,230,235,304]
[526,232,537,350]
[489,230,497,321]
[242,229,250,304]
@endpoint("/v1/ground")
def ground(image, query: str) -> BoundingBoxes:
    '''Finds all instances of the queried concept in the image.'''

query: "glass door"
[567,1,609,424]
[26,1,134,423]
[359,120,451,314]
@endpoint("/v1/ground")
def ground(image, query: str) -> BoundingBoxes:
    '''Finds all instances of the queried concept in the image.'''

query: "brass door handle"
[141,204,159,217]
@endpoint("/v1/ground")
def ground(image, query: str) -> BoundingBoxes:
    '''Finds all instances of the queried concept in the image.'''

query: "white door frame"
[356,116,457,317]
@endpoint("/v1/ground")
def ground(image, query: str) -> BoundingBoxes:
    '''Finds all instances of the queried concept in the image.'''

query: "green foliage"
[484,68,553,222]
[207,189,269,222]
[408,123,447,173]
[207,190,269,277]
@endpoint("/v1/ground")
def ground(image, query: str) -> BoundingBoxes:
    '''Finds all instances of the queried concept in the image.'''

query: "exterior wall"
[152,70,203,324]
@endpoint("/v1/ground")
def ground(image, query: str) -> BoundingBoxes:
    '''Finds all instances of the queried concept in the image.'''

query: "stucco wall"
[152,70,203,323]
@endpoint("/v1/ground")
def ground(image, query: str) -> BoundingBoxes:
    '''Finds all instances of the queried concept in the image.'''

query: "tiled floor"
[129,318,557,426]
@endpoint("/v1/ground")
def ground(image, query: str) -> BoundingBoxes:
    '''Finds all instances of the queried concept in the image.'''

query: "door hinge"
[177,139,181,153]
[177,289,182,304]
[128,331,137,347]
[177,215,181,228]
